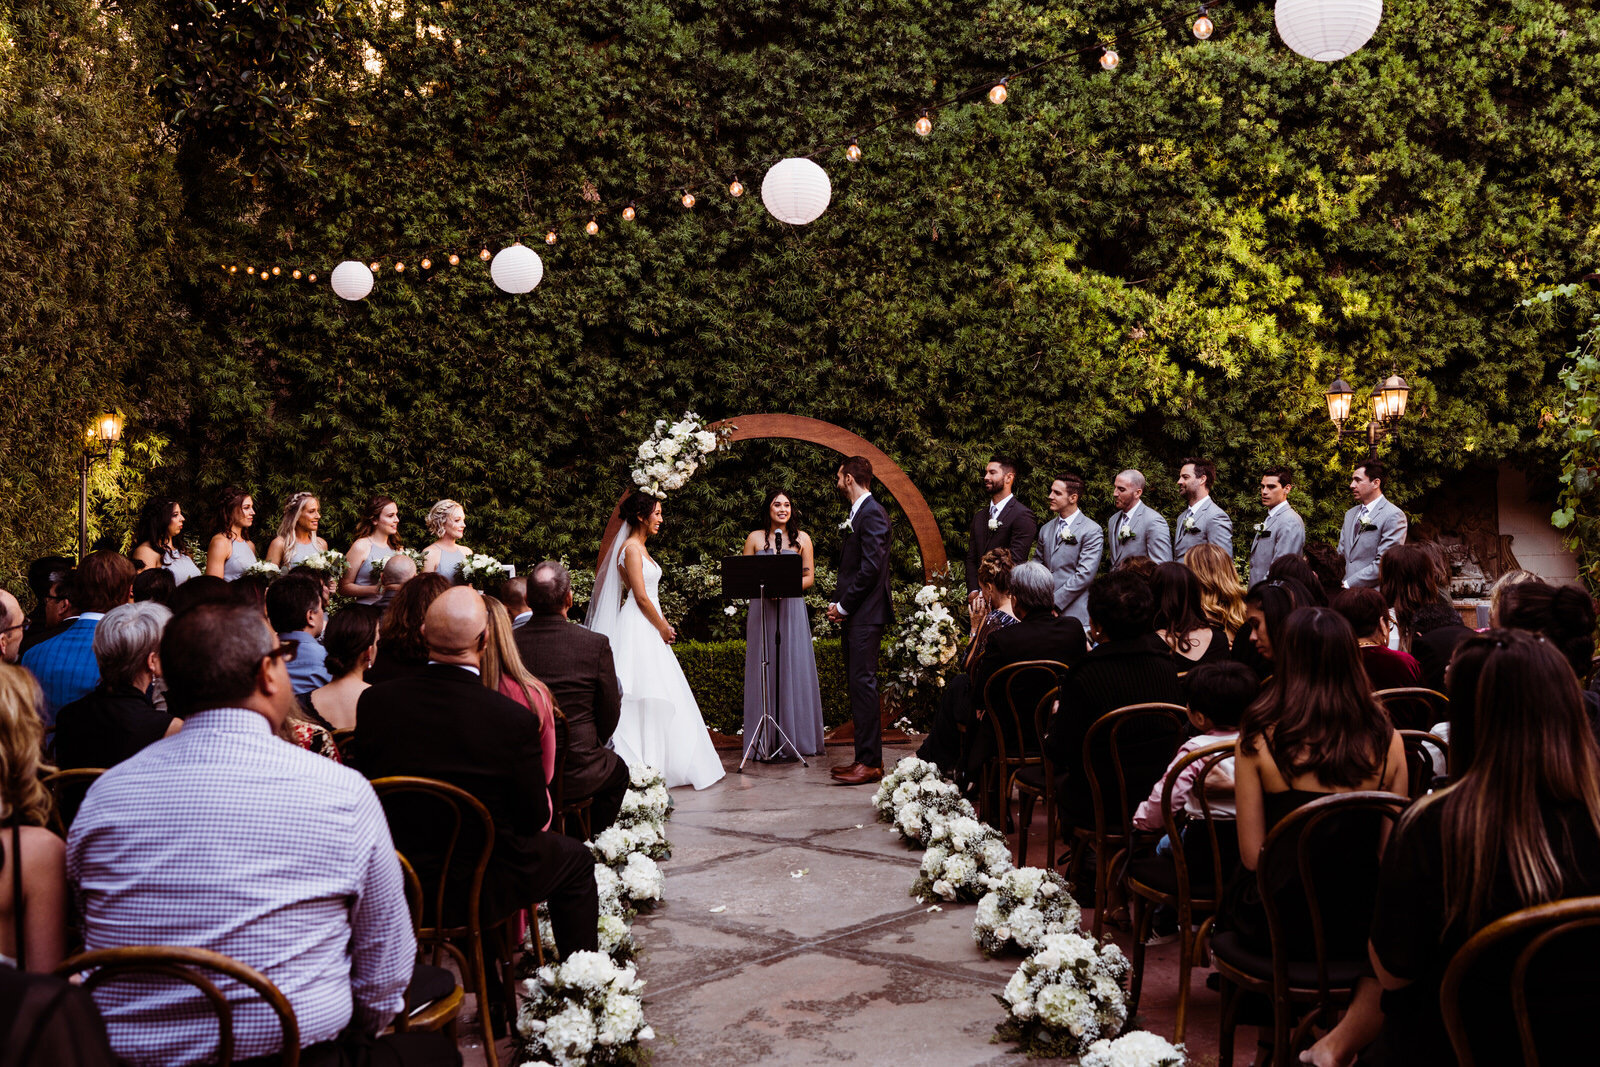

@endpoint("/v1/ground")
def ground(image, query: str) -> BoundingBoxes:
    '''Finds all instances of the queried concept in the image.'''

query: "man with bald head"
[356,587,599,961]
[377,552,417,607]
[1107,469,1172,568]
[0,589,23,662]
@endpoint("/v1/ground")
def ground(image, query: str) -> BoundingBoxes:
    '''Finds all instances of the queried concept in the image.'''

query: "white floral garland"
[973,866,1083,956]
[1081,1031,1188,1066]
[996,931,1132,1058]
[629,412,732,499]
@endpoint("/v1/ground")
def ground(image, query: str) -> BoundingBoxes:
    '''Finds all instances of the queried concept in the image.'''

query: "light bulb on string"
[394,261,405,272]
[271,266,280,276]
[479,248,491,261]
[623,202,636,221]
[229,265,237,274]
[420,258,431,270]
[1193,6,1214,39]
[729,178,744,197]
[586,218,599,235]
[292,269,302,280]
[914,110,932,137]
[259,271,269,280]
[308,273,317,282]
[846,138,861,162]
[1100,46,1120,70]
[989,78,1009,105]
[681,191,696,208]
[245,266,253,275]
[448,253,460,265]
[546,230,558,245]
[369,261,380,272]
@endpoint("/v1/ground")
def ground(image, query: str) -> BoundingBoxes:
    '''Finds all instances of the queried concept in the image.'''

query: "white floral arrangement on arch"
[994,931,1131,1059]
[630,412,732,499]
[456,551,509,591]
[290,547,346,581]
[241,560,282,579]
[911,814,1014,903]
[515,950,654,1067]
[973,867,1083,956]
[1080,1031,1188,1067]
[883,581,965,713]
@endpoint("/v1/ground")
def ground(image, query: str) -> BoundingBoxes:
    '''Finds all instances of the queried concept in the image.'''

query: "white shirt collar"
[78,612,107,623]
[1123,499,1143,522]
[1058,508,1078,529]
[1364,494,1385,515]
[1186,495,1212,517]
[513,610,533,626]
[848,493,869,523]
[1268,501,1290,518]
[989,494,1013,517]
[428,661,481,676]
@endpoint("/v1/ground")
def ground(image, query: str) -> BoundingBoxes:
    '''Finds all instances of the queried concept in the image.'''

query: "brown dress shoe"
[833,764,884,786]
[830,762,863,779]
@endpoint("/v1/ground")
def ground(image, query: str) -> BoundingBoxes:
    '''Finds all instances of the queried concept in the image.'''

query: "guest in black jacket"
[971,561,1087,751]
[357,587,598,957]
[367,572,450,685]
[1046,570,1184,828]
[513,560,630,835]
[55,602,178,771]
[1408,602,1471,695]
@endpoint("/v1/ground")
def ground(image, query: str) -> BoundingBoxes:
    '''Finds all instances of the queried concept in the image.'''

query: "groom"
[826,456,893,785]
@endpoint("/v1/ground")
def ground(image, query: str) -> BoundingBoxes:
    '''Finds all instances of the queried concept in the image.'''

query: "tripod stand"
[721,553,806,771]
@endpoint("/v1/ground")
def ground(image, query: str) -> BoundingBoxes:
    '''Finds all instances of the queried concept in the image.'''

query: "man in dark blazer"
[965,456,1039,608]
[827,456,894,785]
[357,587,599,958]
[513,560,630,835]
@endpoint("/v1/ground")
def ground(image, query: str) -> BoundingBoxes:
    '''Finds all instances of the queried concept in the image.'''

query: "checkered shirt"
[66,707,415,1066]
[19,614,102,729]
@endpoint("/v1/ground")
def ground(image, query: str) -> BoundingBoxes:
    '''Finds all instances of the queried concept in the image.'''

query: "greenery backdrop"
[6,0,1600,599]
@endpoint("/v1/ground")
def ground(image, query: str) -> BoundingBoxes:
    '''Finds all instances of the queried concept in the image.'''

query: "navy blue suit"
[837,495,893,766]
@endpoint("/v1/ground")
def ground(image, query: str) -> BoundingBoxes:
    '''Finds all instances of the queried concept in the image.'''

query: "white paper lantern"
[1274,0,1382,62]
[329,260,374,301]
[761,158,832,226]
[490,243,544,294]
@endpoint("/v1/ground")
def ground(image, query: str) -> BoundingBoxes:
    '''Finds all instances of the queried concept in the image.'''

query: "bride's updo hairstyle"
[620,489,660,528]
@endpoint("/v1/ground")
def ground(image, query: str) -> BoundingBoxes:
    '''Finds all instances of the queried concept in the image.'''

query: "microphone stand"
[738,531,807,770]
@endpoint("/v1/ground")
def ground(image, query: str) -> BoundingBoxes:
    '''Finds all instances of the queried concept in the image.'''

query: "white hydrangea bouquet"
[891,775,978,848]
[590,821,672,864]
[291,548,346,582]
[973,867,1083,956]
[615,765,672,833]
[241,560,281,579]
[994,931,1131,1058]
[630,412,732,499]
[872,756,944,822]
[912,814,1014,902]
[1080,1031,1187,1067]
[883,582,965,715]
[515,951,654,1067]
[585,845,664,910]
[456,551,509,590]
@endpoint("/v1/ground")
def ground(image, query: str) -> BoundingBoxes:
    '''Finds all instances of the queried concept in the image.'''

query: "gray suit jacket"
[1171,498,1234,561]
[1107,503,1172,568]
[1337,496,1408,589]
[1247,505,1306,588]
[1034,513,1104,625]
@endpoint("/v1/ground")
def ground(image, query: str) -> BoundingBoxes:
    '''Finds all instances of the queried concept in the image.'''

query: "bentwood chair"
[41,767,104,837]
[1440,895,1600,1066]
[1397,729,1450,799]
[978,660,1069,833]
[1374,686,1449,732]
[1074,703,1188,941]
[371,775,509,1067]
[391,851,466,1038]
[55,945,299,1066]
[1012,686,1061,868]
[1209,791,1409,1067]
[1126,740,1238,1042]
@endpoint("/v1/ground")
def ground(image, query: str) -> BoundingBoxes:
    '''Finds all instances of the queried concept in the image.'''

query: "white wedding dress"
[587,538,725,790]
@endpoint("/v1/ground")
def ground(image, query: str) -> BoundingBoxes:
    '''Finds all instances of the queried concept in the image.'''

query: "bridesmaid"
[740,489,825,759]
[131,498,201,585]
[266,492,328,566]
[340,495,402,604]
[421,499,471,585]
[205,487,258,581]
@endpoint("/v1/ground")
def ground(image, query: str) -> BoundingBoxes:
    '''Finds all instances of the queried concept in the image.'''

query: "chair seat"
[1012,764,1063,794]
[1127,855,1221,900]
[1210,930,1368,991]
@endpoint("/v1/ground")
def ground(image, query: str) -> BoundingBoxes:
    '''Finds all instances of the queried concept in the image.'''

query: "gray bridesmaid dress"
[434,545,466,585]
[355,542,396,605]
[221,539,258,581]
[741,541,825,758]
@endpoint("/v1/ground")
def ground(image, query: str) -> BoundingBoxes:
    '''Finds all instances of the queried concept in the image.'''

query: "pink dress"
[499,676,557,831]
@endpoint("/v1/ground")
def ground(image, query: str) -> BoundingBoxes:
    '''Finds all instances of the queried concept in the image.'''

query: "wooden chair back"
[41,768,104,837]
[1374,686,1448,731]
[369,776,494,947]
[54,945,299,1066]
[982,659,1070,766]
[1398,729,1449,799]
[1153,740,1238,911]
[1440,895,1600,1067]
[1081,702,1188,843]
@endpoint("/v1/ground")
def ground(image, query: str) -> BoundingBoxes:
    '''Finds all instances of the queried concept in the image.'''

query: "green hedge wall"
[677,638,852,737]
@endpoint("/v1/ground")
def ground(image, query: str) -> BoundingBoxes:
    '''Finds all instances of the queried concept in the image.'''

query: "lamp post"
[78,411,123,560]
[1326,371,1408,459]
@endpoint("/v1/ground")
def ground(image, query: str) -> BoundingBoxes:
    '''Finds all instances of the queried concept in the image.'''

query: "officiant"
[740,490,825,759]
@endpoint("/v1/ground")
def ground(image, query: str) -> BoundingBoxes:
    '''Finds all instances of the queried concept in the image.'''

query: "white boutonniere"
[1358,515,1377,532]
[1253,522,1270,539]
[1182,516,1198,533]
[1057,525,1078,545]
[1116,524,1135,543]
[987,516,999,531]
[838,519,853,533]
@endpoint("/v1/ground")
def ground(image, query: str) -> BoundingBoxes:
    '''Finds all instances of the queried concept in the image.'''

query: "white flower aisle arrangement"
[995,931,1131,1059]
[890,775,976,848]
[872,755,943,819]
[456,551,508,590]
[630,411,733,499]
[590,821,671,864]
[972,867,1083,956]
[529,908,636,967]
[911,814,1014,903]
[1080,1031,1187,1067]
[515,951,654,1067]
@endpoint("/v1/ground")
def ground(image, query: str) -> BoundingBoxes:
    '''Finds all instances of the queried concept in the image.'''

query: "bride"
[586,490,726,790]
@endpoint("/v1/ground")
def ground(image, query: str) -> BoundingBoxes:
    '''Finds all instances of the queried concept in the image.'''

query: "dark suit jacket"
[966,498,1039,591]
[513,615,624,800]
[357,664,549,921]
[1411,621,1471,695]
[838,495,893,626]
[972,611,1087,752]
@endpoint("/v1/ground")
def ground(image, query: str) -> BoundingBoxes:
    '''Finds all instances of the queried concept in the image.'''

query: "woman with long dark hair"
[367,572,451,685]
[739,489,824,759]
[131,498,201,585]
[1379,543,1445,653]
[1151,562,1228,664]
[340,495,403,604]
[1233,577,1310,676]
[204,486,257,581]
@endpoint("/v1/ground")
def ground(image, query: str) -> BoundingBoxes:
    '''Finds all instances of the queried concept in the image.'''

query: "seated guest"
[1113,554,1159,581]
[55,603,178,771]
[66,602,445,1066]
[1045,570,1182,828]
[129,497,200,585]
[0,664,68,972]
[306,604,381,732]
[21,551,135,729]
[1233,578,1311,678]
[18,556,74,657]
[483,597,556,830]
[231,571,274,617]
[1303,630,1600,1067]
[917,549,1017,774]
[265,572,330,696]
[1380,543,1450,652]
[1132,661,1255,831]
[514,561,630,836]
[1151,562,1229,665]
[165,574,234,617]
[359,588,599,958]
[378,551,418,608]
[1185,542,1247,640]
[368,573,449,684]
[1487,568,1539,626]
[1330,587,1423,694]
[499,577,533,628]
[1267,554,1330,607]
[1496,579,1599,721]
[1408,601,1471,694]
[130,566,175,605]
[0,588,24,663]
[1303,542,1347,604]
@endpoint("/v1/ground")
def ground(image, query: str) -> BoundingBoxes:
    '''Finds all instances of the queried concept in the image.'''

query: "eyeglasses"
[265,642,300,665]
[1,619,26,636]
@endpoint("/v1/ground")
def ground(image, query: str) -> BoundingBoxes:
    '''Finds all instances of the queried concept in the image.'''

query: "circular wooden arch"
[599,414,947,580]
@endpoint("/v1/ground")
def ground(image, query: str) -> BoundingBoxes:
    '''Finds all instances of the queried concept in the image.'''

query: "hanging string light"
[1100,46,1120,70]
[271,266,281,276]
[681,191,696,208]
[846,138,861,162]
[914,110,933,136]
[448,253,460,265]
[368,260,380,272]
[292,269,302,279]
[989,78,1009,105]
[546,230,558,245]
[623,203,636,220]
[478,248,492,261]
[729,178,744,197]
[1193,5,1214,38]
[259,271,269,280]
[586,218,600,235]
[308,273,317,282]
[394,261,406,272]
[420,258,432,269]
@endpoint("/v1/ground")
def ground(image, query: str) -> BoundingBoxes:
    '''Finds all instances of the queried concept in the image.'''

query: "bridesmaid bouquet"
[292,548,346,581]
[973,867,1083,957]
[629,411,732,499]
[995,932,1131,1059]
[515,951,654,1067]
[456,551,509,590]
[242,560,281,579]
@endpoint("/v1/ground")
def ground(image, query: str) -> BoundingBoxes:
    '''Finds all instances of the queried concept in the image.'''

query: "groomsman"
[965,456,1038,608]
[1338,458,1408,589]
[1033,474,1103,626]
[1107,469,1171,568]
[1171,458,1234,560]
[1248,465,1306,587]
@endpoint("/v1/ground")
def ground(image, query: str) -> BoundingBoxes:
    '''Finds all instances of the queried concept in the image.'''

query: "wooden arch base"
[598,413,948,751]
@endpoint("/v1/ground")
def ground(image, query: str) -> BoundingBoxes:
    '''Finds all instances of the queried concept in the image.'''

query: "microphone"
[773,528,785,553]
